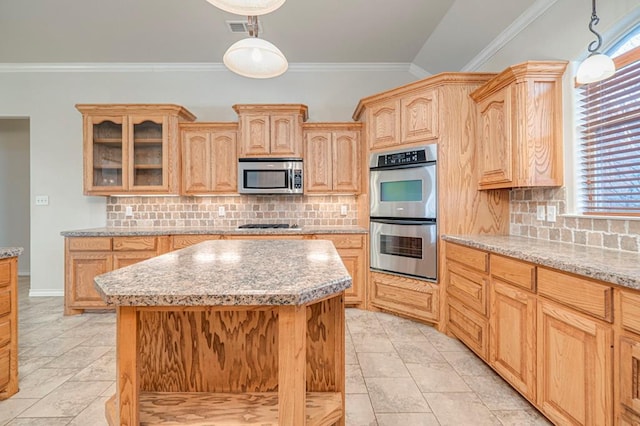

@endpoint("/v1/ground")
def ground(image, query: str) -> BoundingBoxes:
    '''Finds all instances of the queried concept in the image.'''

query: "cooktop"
[237,223,300,229]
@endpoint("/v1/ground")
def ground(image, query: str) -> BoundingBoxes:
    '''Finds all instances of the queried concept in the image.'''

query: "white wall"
[0,67,415,295]
[0,119,30,274]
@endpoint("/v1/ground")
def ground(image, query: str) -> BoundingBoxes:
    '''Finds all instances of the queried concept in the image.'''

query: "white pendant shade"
[205,0,285,16]
[576,53,616,84]
[223,37,288,79]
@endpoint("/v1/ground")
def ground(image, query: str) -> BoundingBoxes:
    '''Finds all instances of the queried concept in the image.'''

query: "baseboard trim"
[28,289,64,297]
[18,271,30,277]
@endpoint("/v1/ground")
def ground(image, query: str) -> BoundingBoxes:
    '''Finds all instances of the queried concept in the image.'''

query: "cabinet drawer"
[113,237,157,251]
[0,261,10,287]
[312,234,364,249]
[370,272,438,322]
[0,317,9,347]
[0,345,9,390]
[446,261,488,315]
[621,291,640,335]
[0,291,9,317]
[490,255,535,292]
[538,267,613,322]
[447,297,489,360]
[446,243,488,273]
[68,237,112,251]
[172,235,222,250]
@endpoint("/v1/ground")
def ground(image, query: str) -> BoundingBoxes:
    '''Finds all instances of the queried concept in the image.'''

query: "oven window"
[244,170,288,189]
[380,234,422,259]
[380,180,422,202]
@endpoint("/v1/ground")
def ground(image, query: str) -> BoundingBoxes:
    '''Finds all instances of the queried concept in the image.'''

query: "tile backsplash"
[107,195,359,228]
[510,187,640,252]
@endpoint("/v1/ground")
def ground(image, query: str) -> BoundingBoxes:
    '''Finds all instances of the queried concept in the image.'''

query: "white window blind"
[578,46,640,216]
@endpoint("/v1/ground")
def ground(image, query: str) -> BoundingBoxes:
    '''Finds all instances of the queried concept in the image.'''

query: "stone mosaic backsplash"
[510,187,640,252]
[107,195,359,228]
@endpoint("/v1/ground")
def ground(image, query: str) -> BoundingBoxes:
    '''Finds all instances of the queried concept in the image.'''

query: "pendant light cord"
[587,0,603,54]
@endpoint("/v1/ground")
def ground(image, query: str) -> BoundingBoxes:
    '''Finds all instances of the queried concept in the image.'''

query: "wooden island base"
[107,294,345,426]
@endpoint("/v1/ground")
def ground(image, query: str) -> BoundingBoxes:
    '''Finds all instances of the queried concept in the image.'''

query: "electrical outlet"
[340,205,348,216]
[547,205,557,222]
[35,195,49,206]
[125,206,133,217]
[218,206,225,217]
[536,205,545,221]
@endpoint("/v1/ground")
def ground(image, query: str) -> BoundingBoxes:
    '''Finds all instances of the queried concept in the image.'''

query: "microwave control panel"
[293,169,303,189]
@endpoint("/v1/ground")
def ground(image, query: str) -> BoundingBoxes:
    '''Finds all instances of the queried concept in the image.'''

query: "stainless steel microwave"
[238,158,304,194]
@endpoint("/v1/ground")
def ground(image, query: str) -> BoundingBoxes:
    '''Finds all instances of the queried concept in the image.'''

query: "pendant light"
[576,0,615,84]
[206,0,285,16]
[222,16,288,78]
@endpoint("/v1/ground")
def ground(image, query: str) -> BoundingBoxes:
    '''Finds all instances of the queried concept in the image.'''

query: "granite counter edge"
[0,247,24,260]
[61,227,368,237]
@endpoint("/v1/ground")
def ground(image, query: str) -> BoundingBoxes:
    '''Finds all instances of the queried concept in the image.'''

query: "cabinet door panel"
[211,131,237,192]
[113,252,157,270]
[447,296,488,360]
[85,115,128,193]
[369,100,400,149]
[67,253,113,305]
[401,89,438,143]
[130,115,168,190]
[332,131,360,193]
[304,132,332,193]
[240,115,270,156]
[477,88,513,187]
[0,346,9,391]
[537,299,612,425]
[270,115,299,156]
[182,131,212,193]
[620,336,640,417]
[370,272,438,323]
[338,249,363,306]
[490,280,536,400]
[447,261,488,316]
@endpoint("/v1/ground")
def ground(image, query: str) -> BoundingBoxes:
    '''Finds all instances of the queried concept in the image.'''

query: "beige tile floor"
[0,277,551,425]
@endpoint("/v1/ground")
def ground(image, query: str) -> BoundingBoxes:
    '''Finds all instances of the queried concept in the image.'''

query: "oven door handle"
[370,218,436,225]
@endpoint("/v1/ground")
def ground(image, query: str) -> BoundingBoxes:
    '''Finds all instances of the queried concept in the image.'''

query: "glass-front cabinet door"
[130,116,167,191]
[87,115,128,192]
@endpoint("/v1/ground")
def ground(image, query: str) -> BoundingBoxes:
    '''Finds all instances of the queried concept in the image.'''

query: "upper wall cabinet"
[303,123,362,194]
[233,104,308,158]
[76,104,196,196]
[180,123,238,194]
[364,88,439,150]
[470,61,567,190]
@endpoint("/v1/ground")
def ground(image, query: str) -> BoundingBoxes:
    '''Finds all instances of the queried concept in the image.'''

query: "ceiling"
[0,0,541,74]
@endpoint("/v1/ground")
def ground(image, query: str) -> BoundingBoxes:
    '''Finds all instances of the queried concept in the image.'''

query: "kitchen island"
[94,239,351,426]
[0,247,22,400]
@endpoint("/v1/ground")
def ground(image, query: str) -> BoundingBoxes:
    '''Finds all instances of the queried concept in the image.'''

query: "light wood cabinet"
[180,123,238,194]
[618,291,640,422]
[369,271,439,323]
[366,88,439,150]
[470,61,567,189]
[233,104,308,157]
[303,123,361,194]
[537,298,612,425]
[64,236,168,315]
[0,257,18,400]
[490,279,536,401]
[77,104,196,195]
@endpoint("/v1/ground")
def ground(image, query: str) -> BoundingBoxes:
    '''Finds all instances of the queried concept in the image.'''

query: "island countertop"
[442,234,640,290]
[60,225,367,237]
[94,239,351,306]
[0,247,23,260]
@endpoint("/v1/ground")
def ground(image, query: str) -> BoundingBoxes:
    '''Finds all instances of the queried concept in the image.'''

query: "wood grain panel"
[138,309,279,393]
[400,89,438,143]
[447,296,489,360]
[137,391,341,426]
[490,254,536,292]
[306,296,343,393]
[279,304,307,425]
[0,318,9,347]
[446,261,488,315]
[68,237,112,251]
[113,252,157,270]
[310,234,364,249]
[370,272,438,323]
[621,291,640,335]
[0,263,10,286]
[0,346,9,391]
[304,131,332,192]
[538,267,613,322]
[445,243,488,273]
[368,99,400,150]
[171,235,223,250]
[182,130,211,192]
[0,291,10,317]
[113,236,157,251]
[117,306,139,426]
[620,336,640,416]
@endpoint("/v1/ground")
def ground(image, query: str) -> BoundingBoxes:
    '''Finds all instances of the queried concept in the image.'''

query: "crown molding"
[461,0,559,72]
[0,62,413,73]
[408,63,431,79]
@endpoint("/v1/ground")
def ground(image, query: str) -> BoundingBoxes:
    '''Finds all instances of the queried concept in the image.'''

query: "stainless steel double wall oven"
[369,145,437,281]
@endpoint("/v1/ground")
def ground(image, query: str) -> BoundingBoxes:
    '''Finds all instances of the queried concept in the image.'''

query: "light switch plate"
[35,195,49,206]
[547,205,557,222]
[125,206,133,217]
[340,205,348,216]
[218,206,225,217]
[536,205,545,221]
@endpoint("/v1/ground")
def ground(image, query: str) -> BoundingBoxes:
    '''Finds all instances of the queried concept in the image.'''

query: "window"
[577,26,640,216]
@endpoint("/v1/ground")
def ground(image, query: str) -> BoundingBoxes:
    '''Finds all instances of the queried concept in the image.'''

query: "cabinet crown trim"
[75,104,196,121]
[232,104,309,121]
[470,61,568,101]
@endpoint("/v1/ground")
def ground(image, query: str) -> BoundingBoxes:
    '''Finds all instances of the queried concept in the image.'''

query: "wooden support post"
[117,306,139,426]
[278,304,307,425]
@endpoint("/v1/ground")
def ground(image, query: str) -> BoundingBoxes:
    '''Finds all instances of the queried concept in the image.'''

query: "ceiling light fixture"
[222,15,288,79]
[206,0,285,16]
[576,0,615,84]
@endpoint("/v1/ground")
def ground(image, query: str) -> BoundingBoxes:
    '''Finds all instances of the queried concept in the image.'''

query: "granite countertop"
[94,239,351,306]
[0,247,24,260]
[60,226,368,237]
[443,234,640,290]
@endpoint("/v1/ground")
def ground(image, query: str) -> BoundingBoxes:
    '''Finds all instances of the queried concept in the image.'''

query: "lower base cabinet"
[490,279,536,401]
[0,256,18,400]
[446,296,488,359]
[537,299,612,425]
[369,271,439,323]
